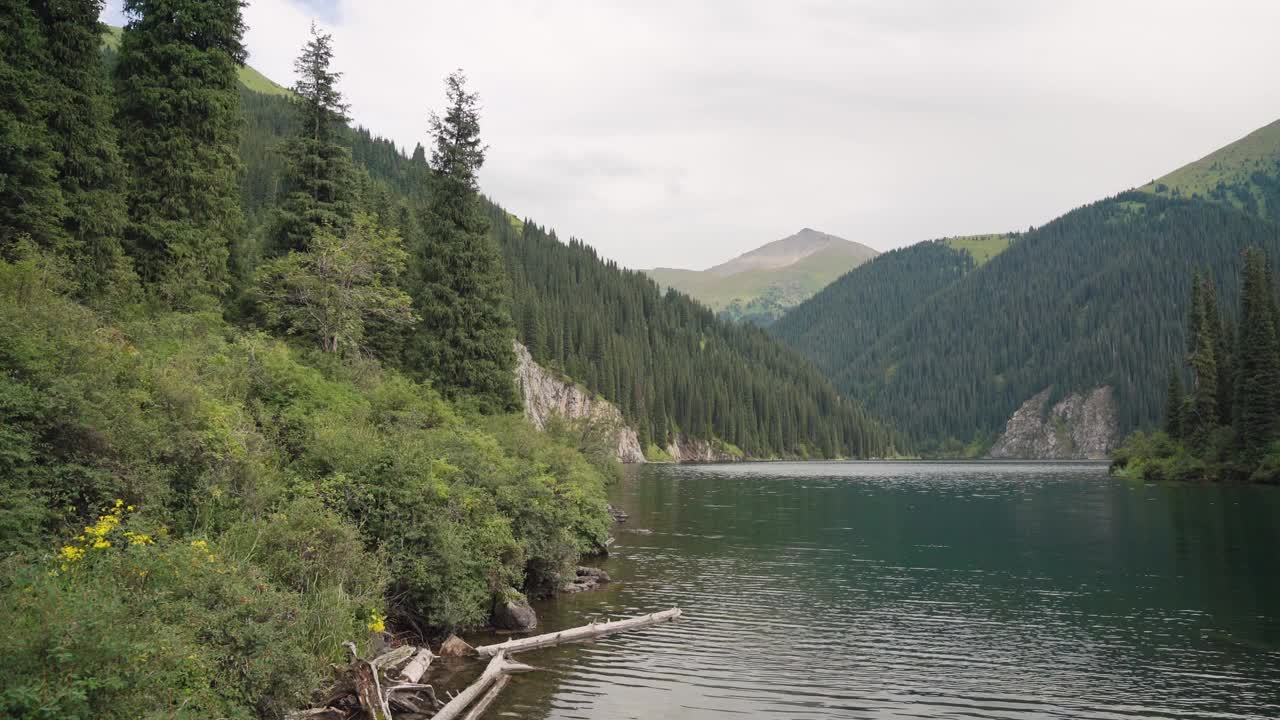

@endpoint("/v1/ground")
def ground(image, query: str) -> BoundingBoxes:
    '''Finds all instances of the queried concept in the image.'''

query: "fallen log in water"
[430,652,532,720]
[399,648,436,683]
[288,607,683,719]
[459,675,509,720]
[472,607,683,657]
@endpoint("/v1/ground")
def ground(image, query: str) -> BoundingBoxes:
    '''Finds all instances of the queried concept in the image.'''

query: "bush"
[0,252,611,716]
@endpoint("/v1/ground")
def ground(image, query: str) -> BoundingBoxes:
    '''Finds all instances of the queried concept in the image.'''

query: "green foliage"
[405,71,518,411]
[1113,251,1280,482]
[267,23,356,257]
[0,250,610,714]
[114,0,247,307]
[31,0,133,299]
[256,212,416,354]
[0,0,69,255]
[775,192,1280,447]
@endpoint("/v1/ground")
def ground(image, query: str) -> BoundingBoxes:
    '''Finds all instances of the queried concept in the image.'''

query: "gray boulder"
[492,595,537,631]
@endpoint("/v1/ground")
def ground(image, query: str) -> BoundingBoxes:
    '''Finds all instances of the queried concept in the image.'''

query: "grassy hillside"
[944,233,1011,266]
[1140,118,1280,220]
[103,24,290,97]
[646,230,878,326]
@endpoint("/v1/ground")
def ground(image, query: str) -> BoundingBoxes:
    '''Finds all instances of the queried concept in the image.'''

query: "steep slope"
[779,190,1280,452]
[772,240,977,377]
[1140,119,1280,220]
[226,65,903,460]
[774,117,1280,454]
[645,228,878,325]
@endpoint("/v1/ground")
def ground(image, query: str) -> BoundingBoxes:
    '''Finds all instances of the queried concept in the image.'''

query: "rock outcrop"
[665,433,742,463]
[987,386,1118,460]
[514,342,645,463]
[492,592,538,631]
[562,566,611,594]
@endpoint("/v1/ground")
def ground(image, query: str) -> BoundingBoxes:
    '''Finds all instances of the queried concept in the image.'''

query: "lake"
[485,461,1280,719]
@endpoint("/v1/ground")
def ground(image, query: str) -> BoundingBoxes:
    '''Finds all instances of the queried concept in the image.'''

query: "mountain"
[645,228,878,326]
[1140,118,1280,220]
[772,120,1280,455]
[222,50,902,460]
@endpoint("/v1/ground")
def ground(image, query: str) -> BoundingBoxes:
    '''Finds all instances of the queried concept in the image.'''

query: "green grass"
[104,25,292,97]
[1142,119,1280,199]
[943,234,1011,266]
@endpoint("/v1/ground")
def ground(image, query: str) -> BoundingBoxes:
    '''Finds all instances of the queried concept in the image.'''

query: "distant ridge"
[645,229,878,326]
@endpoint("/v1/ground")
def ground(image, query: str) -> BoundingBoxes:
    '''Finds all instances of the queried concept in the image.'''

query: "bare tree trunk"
[430,652,532,720]
[399,647,436,683]
[473,608,682,657]
[459,675,510,720]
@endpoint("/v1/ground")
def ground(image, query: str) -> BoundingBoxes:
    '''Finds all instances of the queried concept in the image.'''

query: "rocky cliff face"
[664,434,741,464]
[987,386,1118,460]
[513,342,646,463]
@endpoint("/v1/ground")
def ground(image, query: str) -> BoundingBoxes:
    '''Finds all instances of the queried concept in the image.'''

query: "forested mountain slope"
[226,54,901,459]
[774,120,1280,453]
[772,240,978,376]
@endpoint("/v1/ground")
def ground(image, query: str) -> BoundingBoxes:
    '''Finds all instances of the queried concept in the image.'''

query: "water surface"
[487,461,1280,719]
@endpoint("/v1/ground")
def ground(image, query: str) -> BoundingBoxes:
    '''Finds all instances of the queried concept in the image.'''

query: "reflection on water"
[482,461,1280,719]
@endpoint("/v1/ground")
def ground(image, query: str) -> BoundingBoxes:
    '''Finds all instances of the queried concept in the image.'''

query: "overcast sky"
[103,1,1280,270]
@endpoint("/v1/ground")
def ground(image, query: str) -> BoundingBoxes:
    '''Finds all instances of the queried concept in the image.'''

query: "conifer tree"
[406,70,516,411]
[0,0,66,254]
[1234,248,1280,451]
[32,0,131,296]
[1186,275,1219,444]
[114,0,247,308]
[1163,364,1185,438]
[268,22,356,257]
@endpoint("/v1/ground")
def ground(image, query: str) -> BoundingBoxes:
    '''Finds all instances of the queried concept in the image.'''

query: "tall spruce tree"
[1185,274,1219,444]
[32,0,131,296]
[268,22,356,257]
[1163,363,1185,438]
[0,0,66,254]
[407,70,517,411]
[114,0,247,308]
[1234,248,1280,451]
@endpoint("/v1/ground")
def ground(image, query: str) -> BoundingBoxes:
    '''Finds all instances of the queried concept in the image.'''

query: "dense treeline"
[1112,248,1280,482]
[231,56,902,459]
[773,192,1280,451]
[0,5,613,717]
[495,209,903,458]
[772,241,978,376]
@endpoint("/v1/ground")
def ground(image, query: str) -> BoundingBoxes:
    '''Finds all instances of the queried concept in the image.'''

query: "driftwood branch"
[290,607,683,719]
[473,608,682,657]
[430,652,533,720]
[459,674,510,720]
[399,647,436,683]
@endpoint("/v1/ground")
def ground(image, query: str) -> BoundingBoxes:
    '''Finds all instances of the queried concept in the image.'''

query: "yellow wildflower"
[367,610,386,633]
[191,539,209,551]
[124,531,154,546]
[127,505,136,512]
[60,545,85,562]
[92,539,111,549]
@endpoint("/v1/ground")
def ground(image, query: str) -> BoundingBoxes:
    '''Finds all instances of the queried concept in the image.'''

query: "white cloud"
[109,0,1280,269]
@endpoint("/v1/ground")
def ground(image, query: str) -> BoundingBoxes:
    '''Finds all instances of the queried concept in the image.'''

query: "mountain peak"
[706,228,870,277]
